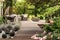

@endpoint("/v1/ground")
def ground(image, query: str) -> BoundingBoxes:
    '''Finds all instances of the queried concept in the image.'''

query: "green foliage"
[12,0,60,19]
[43,17,60,39]
[12,0,27,14]
[0,17,3,24]
[26,0,60,17]
[38,5,60,19]
[5,0,12,7]
[43,17,60,40]
[44,5,60,15]
[39,16,43,19]
[44,17,60,32]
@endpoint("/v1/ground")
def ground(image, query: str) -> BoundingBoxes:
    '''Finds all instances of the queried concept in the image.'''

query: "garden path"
[0,20,45,40]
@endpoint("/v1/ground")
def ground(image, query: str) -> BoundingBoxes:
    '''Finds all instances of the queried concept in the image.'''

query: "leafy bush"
[43,17,60,40]
[40,16,43,19]
[44,17,60,32]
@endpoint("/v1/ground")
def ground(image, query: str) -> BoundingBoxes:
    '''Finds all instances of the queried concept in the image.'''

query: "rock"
[7,25,12,30]
[5,28,10,34]
[2,27,7,31]
[2,34,7,38]
[9,31,15,37]
[31,34,39,39]
[42,36,47,40]
[0,29,2,33]
[13,26,20,32]
[32,17,40,22]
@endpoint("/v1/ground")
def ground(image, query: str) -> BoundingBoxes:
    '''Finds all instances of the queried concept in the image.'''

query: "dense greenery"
[44,17,60,32]
[0,17,3,24]
[3,0,60,20]
[11,0,60,19]
[3,0,60,18]
[43,17,60,40]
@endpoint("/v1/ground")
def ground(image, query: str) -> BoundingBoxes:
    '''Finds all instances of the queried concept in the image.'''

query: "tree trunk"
[3,0,12,23]
[6,0,12,15]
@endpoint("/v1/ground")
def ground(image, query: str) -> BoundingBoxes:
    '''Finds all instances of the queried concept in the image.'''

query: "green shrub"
[44,17,60,32]
[40,16,43,19]
[43,17,60,40]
